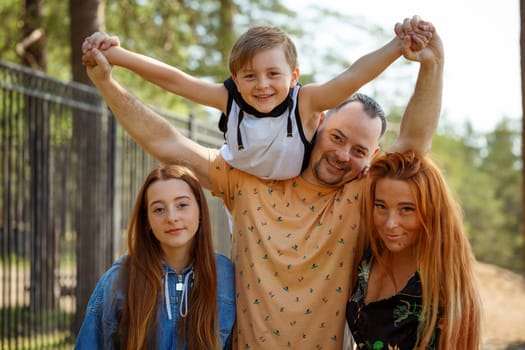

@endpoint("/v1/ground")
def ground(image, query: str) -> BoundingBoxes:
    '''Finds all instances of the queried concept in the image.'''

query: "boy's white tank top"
[219,85,309,180]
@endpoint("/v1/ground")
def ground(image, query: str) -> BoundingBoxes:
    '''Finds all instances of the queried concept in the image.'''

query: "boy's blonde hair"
[228,25,298,75]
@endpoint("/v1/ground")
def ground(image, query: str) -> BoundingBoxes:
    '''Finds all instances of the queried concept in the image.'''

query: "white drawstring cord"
[179,270,194,317]
[164,268,194,320]
[164,272,172,320]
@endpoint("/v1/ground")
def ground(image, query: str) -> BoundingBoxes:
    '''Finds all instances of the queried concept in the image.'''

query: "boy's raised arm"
[301,36,403,113]
[82,32,228,112]
[299,15,433,118]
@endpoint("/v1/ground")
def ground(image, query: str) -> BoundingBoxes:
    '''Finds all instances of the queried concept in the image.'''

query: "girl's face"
[232,45,299,114]
[146,178,200,259]
[373,178,420,255]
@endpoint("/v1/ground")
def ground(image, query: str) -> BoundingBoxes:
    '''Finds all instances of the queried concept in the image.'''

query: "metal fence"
[0,60,230,349]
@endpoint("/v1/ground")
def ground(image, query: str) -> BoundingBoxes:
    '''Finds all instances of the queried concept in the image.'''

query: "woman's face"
[373,178,420,255]
[146,178,200,258]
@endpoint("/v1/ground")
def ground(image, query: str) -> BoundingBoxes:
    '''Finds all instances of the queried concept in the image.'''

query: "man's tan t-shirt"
[211,156,364,349]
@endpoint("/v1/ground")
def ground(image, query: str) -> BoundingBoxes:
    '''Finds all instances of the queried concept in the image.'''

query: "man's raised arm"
[389,20,444,154]
[84,48,218,189]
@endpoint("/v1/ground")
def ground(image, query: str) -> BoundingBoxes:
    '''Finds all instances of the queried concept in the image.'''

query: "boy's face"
[232,45,299,113]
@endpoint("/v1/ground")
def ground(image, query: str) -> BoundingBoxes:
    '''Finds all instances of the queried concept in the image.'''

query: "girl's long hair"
[117,164,219,350]
[364,151,481,350]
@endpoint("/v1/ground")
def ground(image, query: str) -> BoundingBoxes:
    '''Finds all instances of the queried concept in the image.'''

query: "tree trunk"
[70,0,105,85]
[218,0,236,65]
[521,0,525,275]
[69,0,114,334]
[19,0,46,70]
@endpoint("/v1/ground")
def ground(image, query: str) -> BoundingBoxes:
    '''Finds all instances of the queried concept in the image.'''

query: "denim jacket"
[75,253,236,349]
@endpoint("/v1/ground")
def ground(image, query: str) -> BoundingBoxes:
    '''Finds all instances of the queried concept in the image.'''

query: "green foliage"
[43,1,69,78]
[0,0,21,63]
[101,0,299,120]
[477,118,522,270]
[104,0,225,117]
[430,119,523,272]
[0,0,300,120]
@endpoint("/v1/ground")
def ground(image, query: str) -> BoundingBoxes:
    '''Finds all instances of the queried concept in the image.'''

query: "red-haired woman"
[347,151,481,349]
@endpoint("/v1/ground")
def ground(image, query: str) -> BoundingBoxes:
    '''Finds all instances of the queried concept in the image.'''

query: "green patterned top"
[346,249,440,350]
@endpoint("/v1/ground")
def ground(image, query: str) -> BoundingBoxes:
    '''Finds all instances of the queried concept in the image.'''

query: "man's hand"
[394,15,442,63]
[82,32,120,67]
[84,48,113,84]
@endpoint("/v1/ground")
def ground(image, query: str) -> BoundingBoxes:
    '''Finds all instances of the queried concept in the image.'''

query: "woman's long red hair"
[364,151,481,350]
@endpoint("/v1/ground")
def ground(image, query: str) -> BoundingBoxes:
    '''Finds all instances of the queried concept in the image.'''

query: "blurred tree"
[521,0,525,274]
[431,126,507,269]
[70,0,104,84]
[479,119,522,270]
[427,119,522,272]
[0,0,20,63]
[19,0,46,69]
[68,0,114,334]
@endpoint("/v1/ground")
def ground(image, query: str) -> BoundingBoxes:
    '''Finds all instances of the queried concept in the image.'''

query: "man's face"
[301,102,381,188]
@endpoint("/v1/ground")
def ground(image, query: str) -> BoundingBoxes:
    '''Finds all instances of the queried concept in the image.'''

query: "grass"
[0,305,74,349]
[1,332,74,350]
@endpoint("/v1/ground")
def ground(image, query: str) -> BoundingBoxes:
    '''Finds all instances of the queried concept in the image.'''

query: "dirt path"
[477,262,525,349]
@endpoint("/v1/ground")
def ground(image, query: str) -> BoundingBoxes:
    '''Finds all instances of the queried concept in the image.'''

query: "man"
[83,17,443,350]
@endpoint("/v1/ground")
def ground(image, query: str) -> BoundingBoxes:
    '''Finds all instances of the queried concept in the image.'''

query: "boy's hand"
[81,32,120,67]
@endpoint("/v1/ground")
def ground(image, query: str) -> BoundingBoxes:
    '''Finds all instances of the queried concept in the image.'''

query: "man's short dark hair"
[325,93,387,138]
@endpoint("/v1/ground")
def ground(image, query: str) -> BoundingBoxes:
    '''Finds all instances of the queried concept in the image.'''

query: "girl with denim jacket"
[75,164,235,349]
